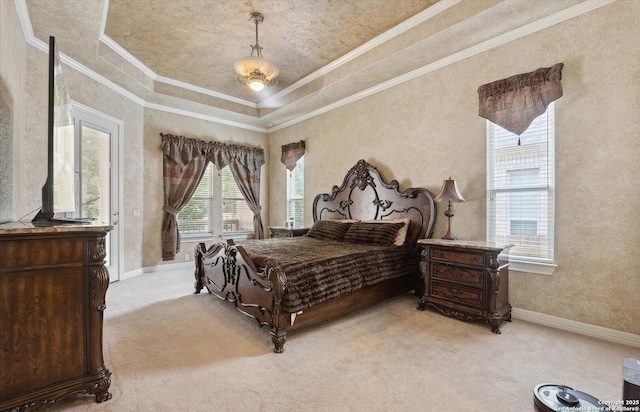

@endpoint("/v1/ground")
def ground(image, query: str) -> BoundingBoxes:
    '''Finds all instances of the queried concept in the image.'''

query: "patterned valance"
[160,133,265,171]
[281,140,305,172]
[159,134,208,168]
[478,63,564,136]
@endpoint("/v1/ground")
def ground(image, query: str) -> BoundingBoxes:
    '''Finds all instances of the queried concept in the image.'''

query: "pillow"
[306,219,352,241]
[361,218,411,245]
[328,219,360,224]
[343,222,405,246]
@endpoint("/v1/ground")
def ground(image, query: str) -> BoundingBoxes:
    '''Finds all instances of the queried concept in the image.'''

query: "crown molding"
[153,74,258,108]
[267,0,615,132]
[15,0,615,134]
[144,102,267,132]
[257,0,461,109]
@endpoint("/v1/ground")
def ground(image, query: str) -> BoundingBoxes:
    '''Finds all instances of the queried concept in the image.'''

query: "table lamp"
[434,177,465,240]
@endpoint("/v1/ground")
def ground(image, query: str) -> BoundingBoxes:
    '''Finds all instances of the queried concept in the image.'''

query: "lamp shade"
[234,56,279,91]
[435,178,465,203]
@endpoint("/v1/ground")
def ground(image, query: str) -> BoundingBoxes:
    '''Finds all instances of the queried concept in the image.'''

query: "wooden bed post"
[268,264,288,353]
[194,242,206,294]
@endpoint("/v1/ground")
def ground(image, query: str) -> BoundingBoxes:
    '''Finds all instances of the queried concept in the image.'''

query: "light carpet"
[48,268,640,412]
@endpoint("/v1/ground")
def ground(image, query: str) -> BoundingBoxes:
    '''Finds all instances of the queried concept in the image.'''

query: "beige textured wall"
[142,110,267,267]
[0,1,28,222]
[268,2,640,335]
[0,1,21,223]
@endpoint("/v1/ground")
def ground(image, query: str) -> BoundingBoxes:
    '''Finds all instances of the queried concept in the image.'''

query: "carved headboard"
[312,159,436,245]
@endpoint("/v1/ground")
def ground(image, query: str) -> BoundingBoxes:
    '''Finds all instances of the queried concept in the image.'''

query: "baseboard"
[512,307,640,349]
[122,261,192,281]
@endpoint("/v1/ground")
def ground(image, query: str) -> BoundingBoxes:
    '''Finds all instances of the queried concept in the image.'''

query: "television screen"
[33,36,76,222]
[52,39,75,213]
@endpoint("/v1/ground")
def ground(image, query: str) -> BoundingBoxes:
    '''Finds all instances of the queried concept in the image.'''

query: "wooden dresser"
[417,239,514,333]
[0,222,112,411]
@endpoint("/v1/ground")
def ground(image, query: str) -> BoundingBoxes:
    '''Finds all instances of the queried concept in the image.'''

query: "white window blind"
[177,164,254,235]
[177,164,213,234]
[221,167,253,232]
[487,103,555,263]
[286,156,304,228]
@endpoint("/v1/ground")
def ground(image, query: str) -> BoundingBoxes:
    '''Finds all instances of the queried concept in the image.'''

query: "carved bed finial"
[351,159,375,190]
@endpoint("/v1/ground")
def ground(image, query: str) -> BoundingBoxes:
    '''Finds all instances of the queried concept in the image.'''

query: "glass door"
[73,104,121,281]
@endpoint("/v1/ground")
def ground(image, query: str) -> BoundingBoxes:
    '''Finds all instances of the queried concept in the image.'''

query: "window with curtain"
[221,166,253,232]
[286,156,304,228]
[487,103,555,263]
[176,164,213,234]
[176,165,253,235]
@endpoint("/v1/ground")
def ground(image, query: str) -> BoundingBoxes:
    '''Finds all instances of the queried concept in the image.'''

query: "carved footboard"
[194,240,289,352]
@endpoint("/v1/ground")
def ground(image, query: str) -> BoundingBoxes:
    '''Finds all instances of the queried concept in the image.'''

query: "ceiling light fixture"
[234,12,279,92]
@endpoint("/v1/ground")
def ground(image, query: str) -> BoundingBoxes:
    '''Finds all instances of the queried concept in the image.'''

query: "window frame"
[177,164,253,240]
[286,156,305,228]
[486,103,557,275]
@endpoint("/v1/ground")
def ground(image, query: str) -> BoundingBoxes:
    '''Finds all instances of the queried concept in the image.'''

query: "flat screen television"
[32,36,77,222]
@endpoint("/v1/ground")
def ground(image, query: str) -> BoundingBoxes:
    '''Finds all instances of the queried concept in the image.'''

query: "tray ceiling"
[21,0,598,131]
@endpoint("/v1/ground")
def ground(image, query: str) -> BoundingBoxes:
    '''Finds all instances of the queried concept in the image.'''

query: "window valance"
[160,133,265,171]
[281,140,306,172]
[478,63,564,136]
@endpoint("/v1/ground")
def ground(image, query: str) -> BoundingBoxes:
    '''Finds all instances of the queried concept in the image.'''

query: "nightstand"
[269,226,309,238]
[417,239,514,333]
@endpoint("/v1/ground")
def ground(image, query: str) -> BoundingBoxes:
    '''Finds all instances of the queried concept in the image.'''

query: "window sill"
[509,259,556,275]
[179,233,218,243]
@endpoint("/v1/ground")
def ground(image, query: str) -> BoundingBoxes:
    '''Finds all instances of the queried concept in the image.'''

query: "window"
[220,167,253,232]
[177,164,253,235]
[286,156,304,228]
[176,165,213,234]
[487,103,555,265]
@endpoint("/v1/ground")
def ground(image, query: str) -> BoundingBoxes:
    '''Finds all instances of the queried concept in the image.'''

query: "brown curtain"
[478,63,564,136]
[227,161,265,239]
[160,134,209,261]
[204,143,266,239]
[160,133,266,248]
[281,140,305,172]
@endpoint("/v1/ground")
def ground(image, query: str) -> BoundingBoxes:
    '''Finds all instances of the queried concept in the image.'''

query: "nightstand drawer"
[430,282,484,309]
[431,249,484,266]
[431,262,484,288]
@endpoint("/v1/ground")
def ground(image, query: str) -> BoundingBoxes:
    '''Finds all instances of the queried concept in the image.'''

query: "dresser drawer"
[430,281,484,310]
[431,262,484,288]
[431,248,484,266]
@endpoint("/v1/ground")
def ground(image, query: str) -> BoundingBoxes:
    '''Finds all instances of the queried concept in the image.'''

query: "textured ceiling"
[103,0,437,101]
[26,0,437,103]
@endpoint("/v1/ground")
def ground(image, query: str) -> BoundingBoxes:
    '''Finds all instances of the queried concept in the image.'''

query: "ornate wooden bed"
[194,159,436,352]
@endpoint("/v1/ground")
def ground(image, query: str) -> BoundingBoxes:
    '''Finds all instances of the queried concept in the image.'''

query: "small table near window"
[269,226,309,238]
[417,239,514,334]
